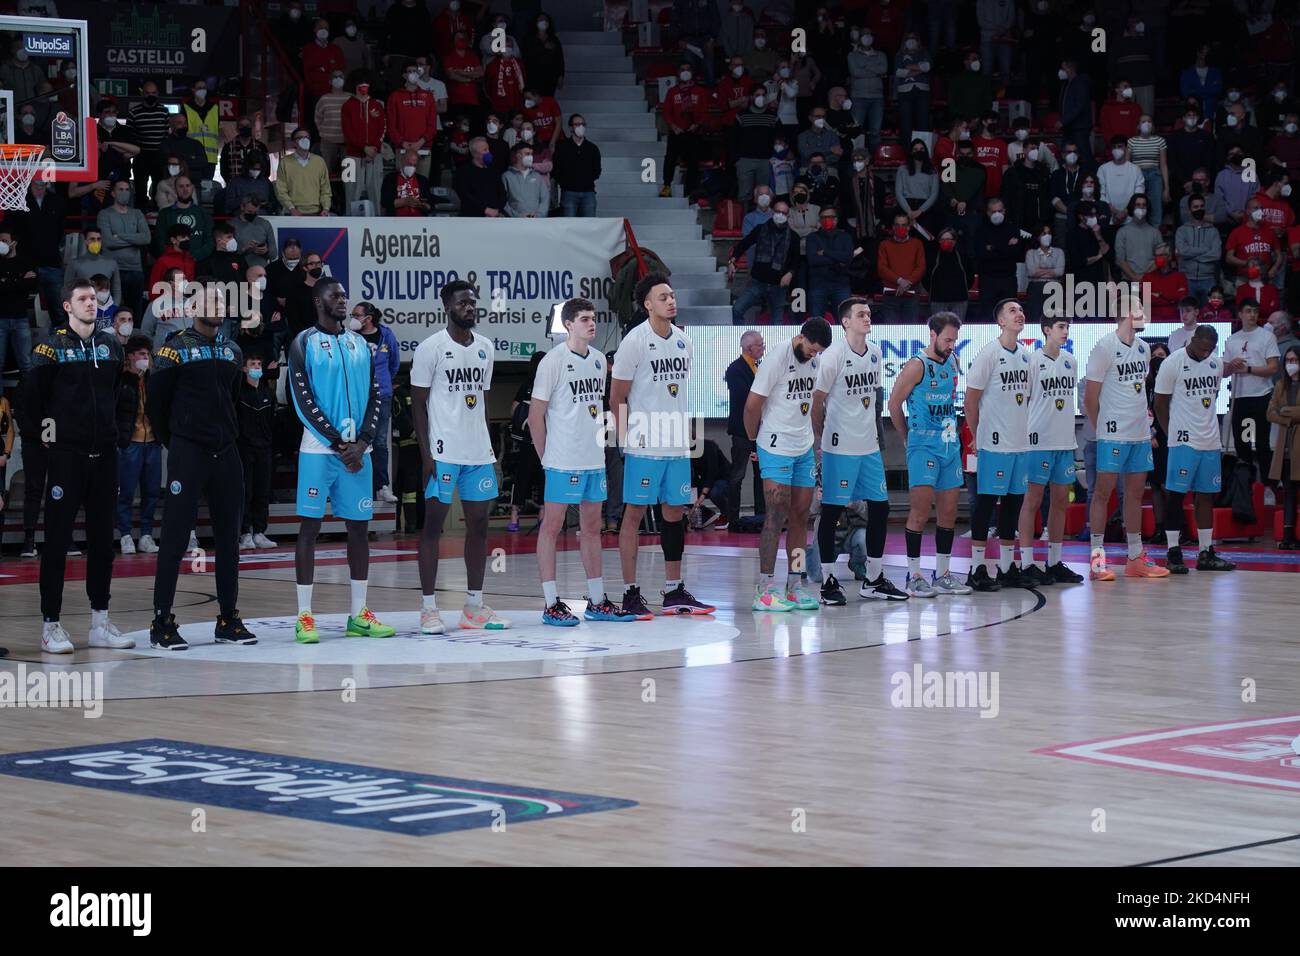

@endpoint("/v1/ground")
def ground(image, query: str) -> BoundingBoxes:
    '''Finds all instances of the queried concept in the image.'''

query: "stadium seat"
[874,144,906,168]
[1185,482,1274,541]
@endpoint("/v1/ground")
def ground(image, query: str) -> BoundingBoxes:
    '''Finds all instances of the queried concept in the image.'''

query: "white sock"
[1198,528,1213,552]
[1090,533,1104,553]
[936,552,950,576]
[465,589,483,608]
[866,556,883,581]
[908,555,921,576]
[971,544,986,571]
[997,549,1013,573]
[785,573,800,591]
[760,573,775,590]
[1048,541,1062,566]
[91,608,108,628]
[297,584,313,614]
[542,581,558,606]
[1127,532,1143,561]
[1166,529,1180,549]
[422,593,437,610]
[664,578,681,592]
[587,577,604,603]
[350,579,367,617]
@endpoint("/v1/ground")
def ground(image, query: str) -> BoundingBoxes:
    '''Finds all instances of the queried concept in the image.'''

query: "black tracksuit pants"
[40,447,116,621]
[238,442,272,535]
[153,435,244,619]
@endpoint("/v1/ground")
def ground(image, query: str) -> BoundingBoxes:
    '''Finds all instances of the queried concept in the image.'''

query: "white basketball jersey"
[965,339,1033,453]
[1027,347,1078,452]
[532,343,608,470]
[751,338,818,456]
[611,320,693,458]
[410,328,495,465]
[814,337,883,455]
[1154,347,1223,451]
[1086,331,1150,443]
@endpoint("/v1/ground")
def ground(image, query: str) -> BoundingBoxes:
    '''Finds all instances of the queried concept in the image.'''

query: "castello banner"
[62,0,241,80]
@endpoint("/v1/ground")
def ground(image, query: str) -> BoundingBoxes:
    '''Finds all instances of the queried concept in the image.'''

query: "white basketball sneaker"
[120,534,135,555]
[238,533,255,551]
[42,622,74,654]
[138,534,159,553]
[88,612,135,649]
[252,533,276,549]
[420,606,446,634]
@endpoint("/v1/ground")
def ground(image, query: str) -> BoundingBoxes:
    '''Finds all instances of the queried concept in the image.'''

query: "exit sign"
[95,79,128,97]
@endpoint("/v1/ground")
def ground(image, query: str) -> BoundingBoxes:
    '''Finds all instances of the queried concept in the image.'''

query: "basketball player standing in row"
[609,273,715,617]
[888,312,971,598]
[412,280,512,633]
[811,298,907,604]
[1084,303,1170,580]
[745,316,832,611]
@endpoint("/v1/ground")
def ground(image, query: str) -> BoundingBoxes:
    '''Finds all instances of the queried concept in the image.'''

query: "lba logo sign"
[24,33,74,57]
[0,739,636,836]
[285,225,349,291]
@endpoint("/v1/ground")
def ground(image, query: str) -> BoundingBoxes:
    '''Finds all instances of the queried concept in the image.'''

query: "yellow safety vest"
[182,101,220,165]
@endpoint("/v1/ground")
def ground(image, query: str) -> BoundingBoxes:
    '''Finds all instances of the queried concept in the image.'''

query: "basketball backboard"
[0,14,94,182]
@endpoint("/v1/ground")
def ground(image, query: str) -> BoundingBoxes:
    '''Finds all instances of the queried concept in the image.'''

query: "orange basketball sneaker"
[1089,547,1116,581]
[1125,550,1171,578]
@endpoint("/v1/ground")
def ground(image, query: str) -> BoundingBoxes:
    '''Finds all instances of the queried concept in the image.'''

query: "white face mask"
[1284,184,1294,197]
[223,238,237,253]
[1112,147,1125,161]
[402,164,416,177]
[0,241,9,256]
[406,72,419,84]
[969,60,981,72]
[168,165,181,177]
[289,8,301,19]
[905,39,918,51]
[285,258,300,269]
[813,117,826,129]
[1228,90,1241,102]
[853,160,866,172]
[771,212,788,225]
[1226,114,1239,127]
[524,98,537,108]
[133,357,149,371]
[1039,234,1052,246]
[331,76,344,89]
[861,35,873,48]
[522,129,534,142]
[249,169,262,180]
[753,95,765,108]
[732,66,744,78]
[1139,121,1152,135]
[1287,362,1300,376]
[1058,68,1069,81]
[193,88,206,101]
[96,290,111,304]
[989,211,1005,225]
[1288,123,1299,134]
[1086,216,1098,227]
[1064,151,1078,165]
[522,154,534,168]
[958,130,971,140]
[65,67,77,80]
[1081,186,1094,197]
[317,28,329,40]
[1134,21,1145,34]
[537,19,548,30]
[1133,207,1148,220]
[1185,115,1199,128]
[679,71,692,83]
[255,276,267,291]
[778,67,790,79]
[298,137,312,151]
[346,25,357,37]
[841,98,852,110]
[1015,129,1028,141]
[573,124,586,137]
[20,114,35,129]
[1275,90,1287,102]
[1251,208,1264,222]
[754,38,766,49]
[756,194,771,208]
[487,122,500,134]
[102,115,118,129]
[346,316,364,331]
[1027,148,1040,161]
[1120,88,1133,100]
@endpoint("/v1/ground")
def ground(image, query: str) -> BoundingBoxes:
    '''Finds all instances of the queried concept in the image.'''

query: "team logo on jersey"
[667,383,679,397]
[1015,394,1024,405]
[861,396,872,409]
[677,340,686,350]
[1209,361,1217,369]
[478,350,487,360]
[359,497,373,510]
[1179,468,1188,476]
[1202,396,1212,408]
[441,473,452,483]
[95,344,110,360]
[872,354,879,363]
[679,482,692,498]
[940,370,948,379]
[1064,360,1071,369]
[222,347,234,361]
[588,404,599,418]
[319,339,331,351]
[1040,460,1050,470]
[640,477,651,487]
[799,402,810,415]
[600,477,607,493]
[1055,398,1065,410]
[307,487,319,497]
[569,474,580,485]
[996,470,1005,478]
[1133,382,1142,393]
[930,379,937,387]
[1111,447,1121,456]
[465,394,478,409]
[926,460,936,469]
[444,351,453,358]
[839,479,849,488]
[50,485,64,500]
[169,480,182,495]
[1138,343,1146,354]
[1021,353,1028,363]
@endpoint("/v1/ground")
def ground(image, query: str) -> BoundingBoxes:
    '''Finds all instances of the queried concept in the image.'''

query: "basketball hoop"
[0,144,46,211]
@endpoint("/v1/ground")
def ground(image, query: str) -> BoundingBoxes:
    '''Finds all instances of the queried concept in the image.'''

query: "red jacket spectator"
[972,135,1008,198]
[1225,223,1279,276]
[387,87,438,149]
[1236,280,1280,317]
[1142,267,1189,322]
[1255,192,1295,242]
[1100,99,1141,145]
[867,3,906,52]
[432,6,476,60]
[524,94,563,145]
[662,81,709,132]
[302,39,347,98]
[342,94,387,158]
[934,135,959,167]
[715,73,755,124]
[148,249,197,301]
[485,55,526,115]
[444,44,484,109]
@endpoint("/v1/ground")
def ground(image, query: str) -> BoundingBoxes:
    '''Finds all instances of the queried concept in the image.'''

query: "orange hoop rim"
[0,144,45,159]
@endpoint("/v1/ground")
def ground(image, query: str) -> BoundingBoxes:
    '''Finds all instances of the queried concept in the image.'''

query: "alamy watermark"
[890,663,1000,718]
[0,664,103,718]
[1040,278,1152,321]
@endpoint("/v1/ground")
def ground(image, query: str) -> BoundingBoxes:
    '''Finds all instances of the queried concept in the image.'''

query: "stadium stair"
[560,31,732,324]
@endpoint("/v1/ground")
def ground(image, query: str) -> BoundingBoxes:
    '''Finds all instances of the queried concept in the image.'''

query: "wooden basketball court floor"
[2,530,1299,867]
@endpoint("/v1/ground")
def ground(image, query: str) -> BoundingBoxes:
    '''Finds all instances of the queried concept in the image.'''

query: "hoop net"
[0,144,46,211]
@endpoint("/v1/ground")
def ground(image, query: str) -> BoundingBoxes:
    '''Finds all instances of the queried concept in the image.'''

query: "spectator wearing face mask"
[485,45,526,117]
[940,140,986,261]
[111,309,136,350]
[65,227,122,305]
[1110,16,1156,115]
[336,18,372,75]
[1235,258,1280,315]
[314,69,352,174]
[1100,81,1142,146]
[660,65,709,199]
[731,91,778,205]
[1267,344,1300,547]
[769,137,796,198]
[1269,112,1300,172]
[744,186,774,236]
[0,229,38,375]
[152,154,188,211]
[721,1,755,59]
[147,232,196,307]
[1180,44,1223,121]
[1254,170,1294,251]
[842,148,887,253]
[553,114,601,217]
[717,57,757,126]
[797,152,838,209]
[341,76,387,211]
[1217,102,1263,166]
[766,62,801,144]
[1259,82,1295,136]
[235,351,276,552]
[1226,198,1283,289]
[220,119,272,194]
[1007,118,1058,174]
[1098,138,1145,225]
[520,12,564,95]
[483,113,511,174]
[502,142,549,218]
[301,20,346,133]
[432,0,475,59]
[1065,200,1108,286]
[276,128,335,217]
[1176,193,1223,303]
[115,334,161,556]
[181,81,220,183]
[453,137,507,217]
[388,66,439,182]
[142,269,192,349]
[1215,150,1260,227]
[267,239,302,311]
[97,181,150,317]
[1024,224,1064,324]
[971,113,1009,199]
[728,199,797,322]
[0,39,47,128]
[1114,194,1160,281]
[155,177,215,265]
[894,139,939,236]
[1169,105,1217,199]
[893,34,931,147]
[445,31,486,132]
[1001,139,1053,236]
[1198,287,1233,326]
[744,30,778,84]
[1049,143,1092,235]
[1126,114,1169,226]
[1179,167,1227,226]
[1056,60,1092,156]
[973,199,1020,318]
[877,212,926,323]
[522,88,562,152]
[158,114,206,194]
[934,118,968,168]
[1142,243,1189,322]
[846,31,887,152]
[927,228,971,323]
[92,274,118,329]
[204,222,245,283]
[805,206,852,321]
[233,195,275,269]
[797,108,841,173]
[948,53,992,128]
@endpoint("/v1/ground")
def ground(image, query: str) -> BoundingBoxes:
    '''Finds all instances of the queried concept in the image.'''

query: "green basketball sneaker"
[295,611,320,644]
[346,607,396,638]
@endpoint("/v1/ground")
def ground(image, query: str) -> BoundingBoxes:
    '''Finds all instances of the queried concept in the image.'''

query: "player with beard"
[411,280,512,633]
[609,273,716,618]
[887,312,972,597]
[745,317,833,610]
[288,277,394,643]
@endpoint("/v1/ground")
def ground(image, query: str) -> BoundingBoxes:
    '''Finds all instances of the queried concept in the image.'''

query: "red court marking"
[1039,714,1300,793]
